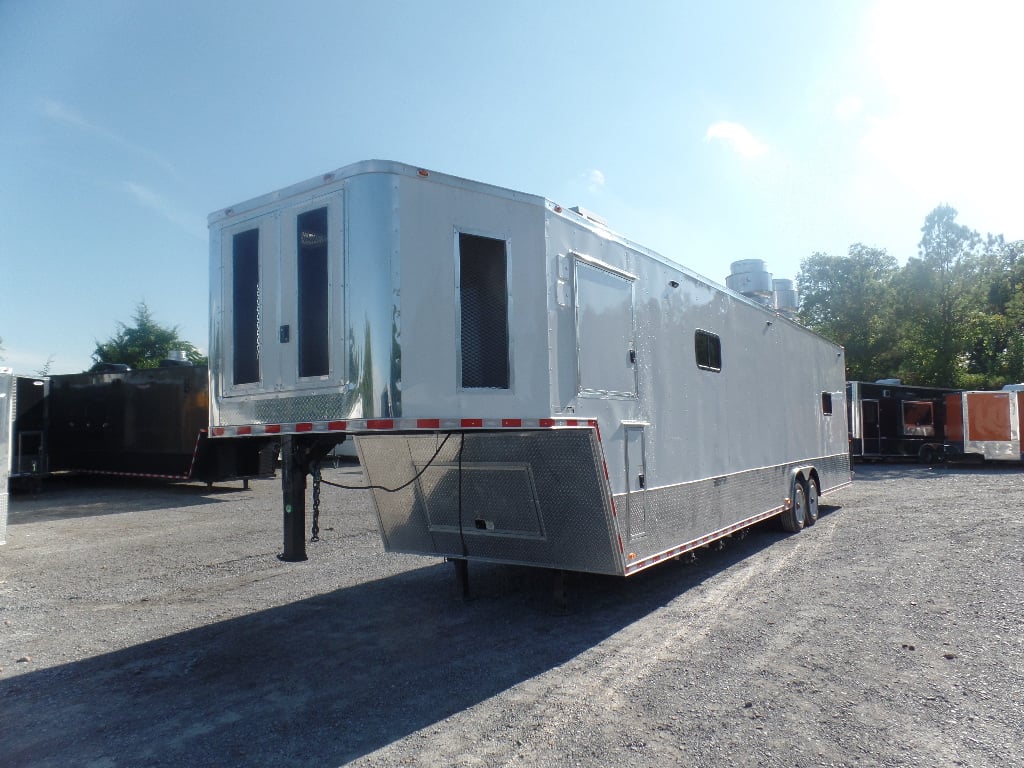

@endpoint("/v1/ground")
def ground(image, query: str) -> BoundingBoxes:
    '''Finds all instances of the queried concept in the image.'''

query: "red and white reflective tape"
[210,417,598,438]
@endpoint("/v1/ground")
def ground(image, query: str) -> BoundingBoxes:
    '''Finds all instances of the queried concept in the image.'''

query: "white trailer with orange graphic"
[207,160,851,578]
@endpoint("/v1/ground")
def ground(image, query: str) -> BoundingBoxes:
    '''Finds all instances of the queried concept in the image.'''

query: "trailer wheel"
[780,479,807,532]
[918,445,937,464]
[804,477,819,527]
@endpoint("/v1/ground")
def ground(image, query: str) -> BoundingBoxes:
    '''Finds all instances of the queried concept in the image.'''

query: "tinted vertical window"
[822,392,833,415]
[460,233,509,389]
[232,228,260,384]
[695,329,722,372]
[297,207,330,378]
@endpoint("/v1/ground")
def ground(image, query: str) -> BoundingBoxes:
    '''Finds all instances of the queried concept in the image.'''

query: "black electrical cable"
[457,432,467,558]
[317,432,454,493]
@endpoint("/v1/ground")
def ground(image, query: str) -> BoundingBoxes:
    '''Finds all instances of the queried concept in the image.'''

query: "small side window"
[695,329,721,372]
[821,392,833,415]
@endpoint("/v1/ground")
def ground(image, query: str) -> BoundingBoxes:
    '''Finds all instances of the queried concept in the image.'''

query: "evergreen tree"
[91,302,206,371]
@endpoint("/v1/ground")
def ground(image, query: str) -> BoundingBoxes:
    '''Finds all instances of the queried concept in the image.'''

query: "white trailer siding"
[0,369,13,544]
[209,161,851,575]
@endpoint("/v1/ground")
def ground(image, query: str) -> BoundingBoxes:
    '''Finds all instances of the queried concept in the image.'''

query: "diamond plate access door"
[625,425,647,539]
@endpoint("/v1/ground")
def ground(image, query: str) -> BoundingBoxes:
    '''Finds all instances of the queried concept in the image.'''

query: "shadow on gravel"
[0,519,817,767]
[850,461,1024,483]
[6,475,277,523]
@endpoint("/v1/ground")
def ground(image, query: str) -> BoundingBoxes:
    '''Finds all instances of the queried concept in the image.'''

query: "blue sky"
[2,0,1022,374]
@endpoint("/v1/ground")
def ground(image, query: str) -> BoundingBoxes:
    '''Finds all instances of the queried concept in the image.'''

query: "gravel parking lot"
[1,462,1021,768]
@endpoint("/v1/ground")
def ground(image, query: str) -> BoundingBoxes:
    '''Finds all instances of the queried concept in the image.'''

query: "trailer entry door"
[861,400,880,455]
[575,260,637,398]
[625,425,647,539]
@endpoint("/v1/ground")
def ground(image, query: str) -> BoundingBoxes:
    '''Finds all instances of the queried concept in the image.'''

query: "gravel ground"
[0,462,1021,768]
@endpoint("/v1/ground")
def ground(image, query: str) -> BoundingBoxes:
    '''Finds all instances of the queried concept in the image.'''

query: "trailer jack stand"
[279,435,335,562]
[450,558,470,601]
[550,570,569,613]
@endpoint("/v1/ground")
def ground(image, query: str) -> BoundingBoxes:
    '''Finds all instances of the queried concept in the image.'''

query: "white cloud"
[124,181,207,241]
[705,121,767,158]
[40,98,181,181]
[575,168,606,195]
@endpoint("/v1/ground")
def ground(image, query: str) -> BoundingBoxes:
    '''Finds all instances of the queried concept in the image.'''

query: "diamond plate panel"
[613,453,852,563]
[215,390,360,426]
[358,430,622,575]
[359,436,850,576]
[628,494,646,539]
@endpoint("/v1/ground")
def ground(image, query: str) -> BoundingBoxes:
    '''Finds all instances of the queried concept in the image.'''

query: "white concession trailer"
[208,160,850,578]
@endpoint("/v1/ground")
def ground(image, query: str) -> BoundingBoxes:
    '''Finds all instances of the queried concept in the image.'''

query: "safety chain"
[310,462,322,542]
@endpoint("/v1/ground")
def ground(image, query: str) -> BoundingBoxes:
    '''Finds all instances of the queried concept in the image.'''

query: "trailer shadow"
[850,461,1024,483]
[6,475,259,523]
[0,522,803,767]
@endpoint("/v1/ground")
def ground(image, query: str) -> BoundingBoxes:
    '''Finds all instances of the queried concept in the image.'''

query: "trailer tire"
[918,445,937,465]
[780,479,807,532]
[804,477,819,527]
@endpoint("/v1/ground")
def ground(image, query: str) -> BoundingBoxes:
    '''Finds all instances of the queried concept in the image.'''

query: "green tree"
[957,237,1024,387]
[890,205,981,387]
[92,302,206,371]
[797,244,898,381]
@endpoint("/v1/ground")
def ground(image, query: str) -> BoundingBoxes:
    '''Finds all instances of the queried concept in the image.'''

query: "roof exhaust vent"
[726,259,773,306]
[772,278,799,317]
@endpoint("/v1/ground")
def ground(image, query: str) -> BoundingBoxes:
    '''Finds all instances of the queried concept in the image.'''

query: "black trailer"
[847,380,958,462]
[47,365,276,484]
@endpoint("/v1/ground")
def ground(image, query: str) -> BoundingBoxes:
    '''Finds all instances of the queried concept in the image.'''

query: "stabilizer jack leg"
[279,435,336,562]
[452,558,470,601]
[550,569,568,612]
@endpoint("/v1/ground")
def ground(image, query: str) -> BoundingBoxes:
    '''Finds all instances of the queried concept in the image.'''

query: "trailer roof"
[207,159,548,225]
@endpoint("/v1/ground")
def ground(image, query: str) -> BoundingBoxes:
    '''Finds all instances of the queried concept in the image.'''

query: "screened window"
[822,392,834,415]
[232,228,260,385]
[695,329,722,372]
[297,207,330,378]
[901,400,935,436]
[459,233,509,389]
